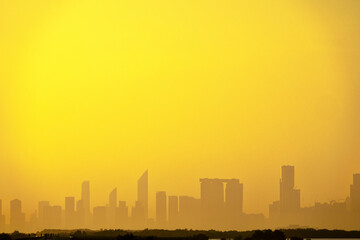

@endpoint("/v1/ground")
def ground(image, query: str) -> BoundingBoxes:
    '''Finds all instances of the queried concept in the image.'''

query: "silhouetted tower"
[65,197,75,228]
[137,170,148,221]
[132,200,145,228]
[10,199,25,231]
[280,166,300,212]
[225,179,244,226]
[93,206,106,229]
[82,181,91,222]
[107,188,117,228]
[43,205,62,229]
[200,178,225,229]
[0,200,5,232]
[109,188,117,208]
[168,196,179,228]
[350,173,360,214]
[156,191,167,227]
[38,201,50,228]
[117,201,129,227]
[179,196,200,228]
[82,181,90,210]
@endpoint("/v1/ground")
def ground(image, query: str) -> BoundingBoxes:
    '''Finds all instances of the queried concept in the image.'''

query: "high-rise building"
[38,201,50,229]
[93,206,106,229]
[10,199,25,231]
[168,196,179,228]
[269,165,300,226]
[280,166,300,213]
[225,179,243,227]
[65,197,76,228]
[350,173,360,213]
[107,188,117,228]
[43,205,62,229]
[76,199,85,227]
[179,196,200,229]
[131,200,145,228]
[116,201,128,228]
[200,178,225,229]
[156,191,167,227]
[82,181,90,213]
[137,170,148,221]
[0,200,5,232]
[109,188,117,208]
[81,181,91,227]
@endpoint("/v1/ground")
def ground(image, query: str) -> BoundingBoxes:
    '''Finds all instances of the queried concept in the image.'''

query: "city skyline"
[1,166,360,232]
[1,0,360,234]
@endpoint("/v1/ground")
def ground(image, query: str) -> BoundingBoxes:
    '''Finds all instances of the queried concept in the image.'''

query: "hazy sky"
[1,0,360,220]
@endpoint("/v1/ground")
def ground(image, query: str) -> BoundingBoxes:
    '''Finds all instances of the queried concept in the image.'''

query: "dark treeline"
[2,229,360,240]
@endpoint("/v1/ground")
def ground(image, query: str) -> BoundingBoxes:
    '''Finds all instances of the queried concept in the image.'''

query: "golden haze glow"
[0,0,360,219]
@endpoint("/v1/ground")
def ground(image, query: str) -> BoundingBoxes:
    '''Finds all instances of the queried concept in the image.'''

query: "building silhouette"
[178,196,201,229]
[107,188,117,228]
[65,197,75,229]
[131,200,145,229]
[81,181,91,227]
[134,170,148,228]
[200,178,243,229]
[93,206,106,229]
[156,191,167,228]
[225,179,244,228]
[168,196,179,228]
[116,200,128,228]
[10,199,25,231]
[269,165,300,227]
[38,201,49,230]
[0,200,5,232]
[350,173,360,214]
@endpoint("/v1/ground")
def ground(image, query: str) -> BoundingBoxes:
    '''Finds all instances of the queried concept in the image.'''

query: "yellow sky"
[0,0,360,219]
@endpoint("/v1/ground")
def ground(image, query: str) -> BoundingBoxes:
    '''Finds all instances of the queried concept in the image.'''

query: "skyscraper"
[200,178,225,229]
[107,188,117,228]
[38,201,50,229]
[156,191,167,227]
[168,196,179,228]
[109,188,117,208]
[137,170,148,221]
[10,199,25,231]
[82,181,90,213]
[0,200,5,232]
[82,181,91,226]
[65,197,75,228]
[225,179,243,227]
[350,173,360,213]
[280,165,300,213]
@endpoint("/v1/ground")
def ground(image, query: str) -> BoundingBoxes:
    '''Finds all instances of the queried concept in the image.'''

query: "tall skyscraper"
[178,196,201,229]
[10,199,25,231]
[109,188,117,208]
[225,179,243,227]
[156,191,167,227]
[65,197,75,228]
[350,173,360,213]
[137,170,148,221]
[117,201,128,227]
[280,165,300,213]
[82,181,90,213]
[200,178,225,229]
[81,181,91,226]
[0,200,5,232]
[38,201,50,229]
[107,188,117,228]
[168,196,179,228]
[93,206,106,229]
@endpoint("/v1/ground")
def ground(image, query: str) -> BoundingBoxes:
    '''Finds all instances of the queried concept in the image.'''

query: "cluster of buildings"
[1,167,360,232]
